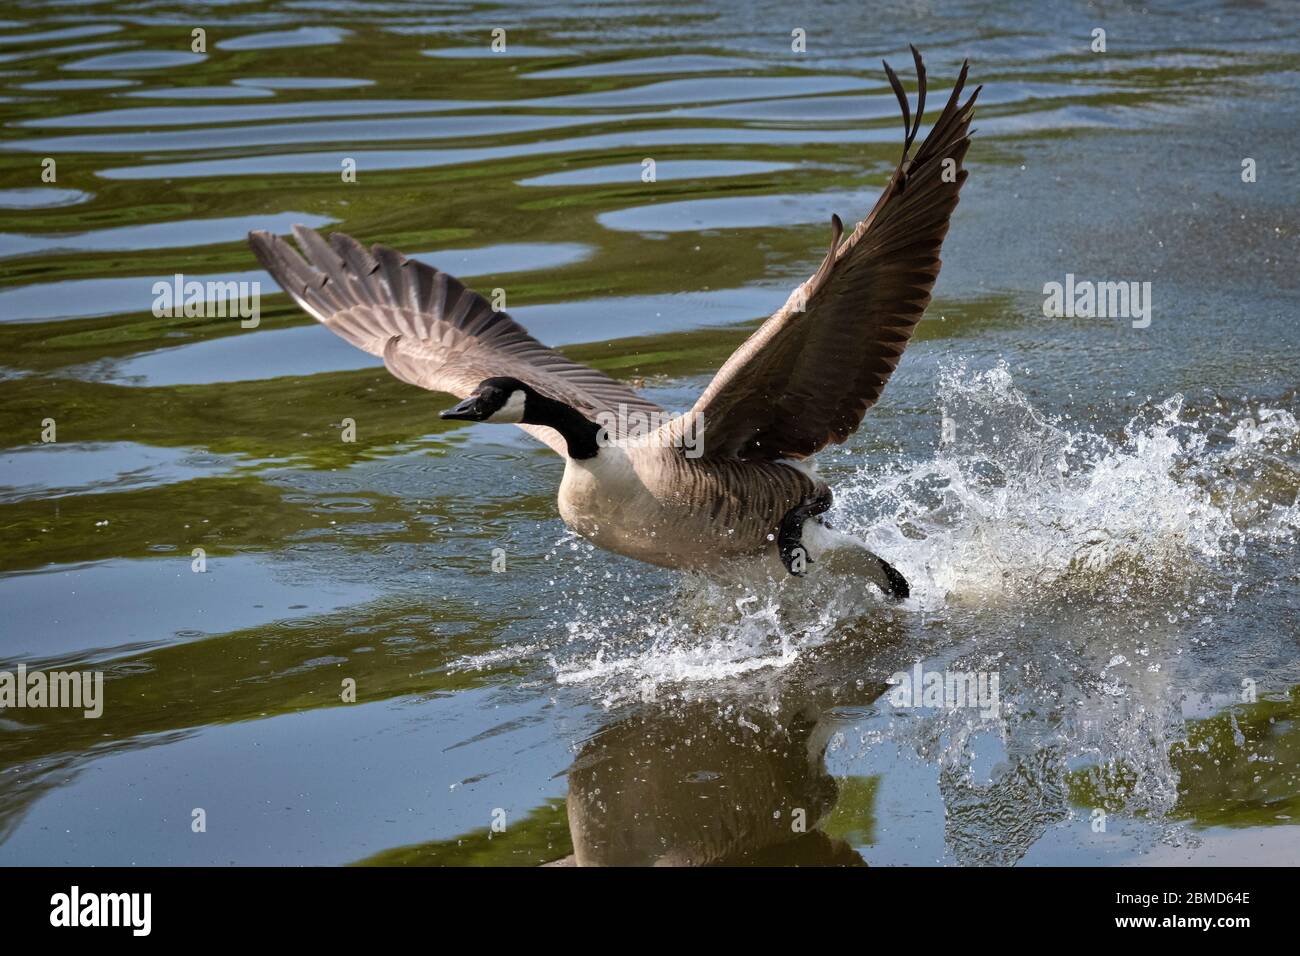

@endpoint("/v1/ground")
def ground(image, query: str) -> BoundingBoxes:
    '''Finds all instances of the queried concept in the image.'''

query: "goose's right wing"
[249,226,664,456]
[684,52,978,462]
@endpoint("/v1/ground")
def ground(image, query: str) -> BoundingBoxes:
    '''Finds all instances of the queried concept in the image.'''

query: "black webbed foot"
[876,556,910,600]
[778,487,833,576]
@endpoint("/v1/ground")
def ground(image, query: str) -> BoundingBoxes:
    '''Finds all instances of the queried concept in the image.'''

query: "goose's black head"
[439,376,602,460]
[440,377,532,423]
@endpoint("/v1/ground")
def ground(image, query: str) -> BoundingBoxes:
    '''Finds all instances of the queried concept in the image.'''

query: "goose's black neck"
[526,393,601,460]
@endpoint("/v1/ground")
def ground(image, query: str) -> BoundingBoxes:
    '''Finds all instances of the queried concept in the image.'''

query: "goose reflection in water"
[547,627,913,867]
[558,700,867,866]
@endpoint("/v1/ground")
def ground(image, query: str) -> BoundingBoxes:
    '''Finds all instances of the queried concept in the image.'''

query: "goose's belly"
[556,450,814,571]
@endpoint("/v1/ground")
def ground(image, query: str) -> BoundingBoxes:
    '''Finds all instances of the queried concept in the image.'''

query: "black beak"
[440,396,484,421]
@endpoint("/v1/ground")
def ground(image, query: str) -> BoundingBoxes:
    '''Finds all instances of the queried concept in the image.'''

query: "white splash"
[837,361,1294,610]
[540,360,1296,704]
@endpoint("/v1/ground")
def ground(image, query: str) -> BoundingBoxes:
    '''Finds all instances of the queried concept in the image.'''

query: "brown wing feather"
[687,53,979,461]
[248,226,664,455]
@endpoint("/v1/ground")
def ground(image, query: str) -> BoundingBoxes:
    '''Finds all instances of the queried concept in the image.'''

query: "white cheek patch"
[486,389,527,423]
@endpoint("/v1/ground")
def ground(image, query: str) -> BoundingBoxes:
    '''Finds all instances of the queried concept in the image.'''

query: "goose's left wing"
[685,51,979,462]
[249,226,664,456]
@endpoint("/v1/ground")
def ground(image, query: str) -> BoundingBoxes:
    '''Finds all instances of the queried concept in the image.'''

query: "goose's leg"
[873,554,910,600]
[817,529,911,600]
[778,487,833,576]
[778,491,912,600]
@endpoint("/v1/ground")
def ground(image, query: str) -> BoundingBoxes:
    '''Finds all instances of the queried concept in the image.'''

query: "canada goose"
[249,50,978,600]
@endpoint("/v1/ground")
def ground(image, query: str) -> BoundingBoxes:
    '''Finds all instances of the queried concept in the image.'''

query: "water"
[1,0,1297,866]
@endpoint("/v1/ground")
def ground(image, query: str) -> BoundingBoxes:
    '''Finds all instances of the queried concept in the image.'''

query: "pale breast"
[557,446,818,570]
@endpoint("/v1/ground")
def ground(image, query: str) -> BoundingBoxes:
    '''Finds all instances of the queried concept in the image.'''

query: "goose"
[249,50,978,600]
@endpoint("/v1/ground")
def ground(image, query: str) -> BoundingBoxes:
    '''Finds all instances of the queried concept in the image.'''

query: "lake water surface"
[1,0,1298,866]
